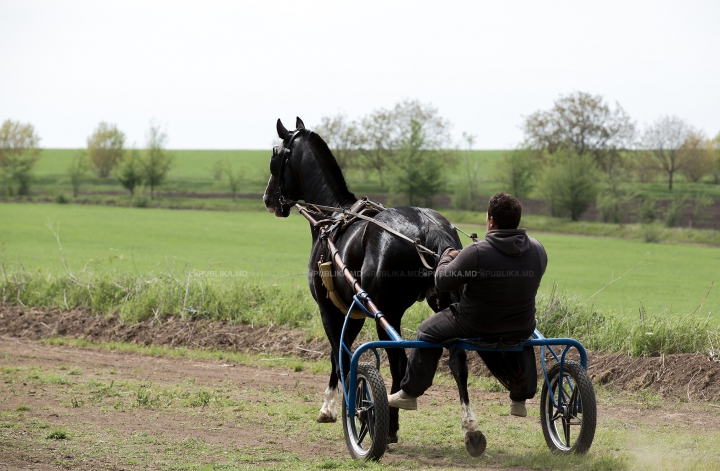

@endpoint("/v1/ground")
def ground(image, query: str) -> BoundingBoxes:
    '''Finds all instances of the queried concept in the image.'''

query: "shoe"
[510,400,527,417]
[387,390,418,410]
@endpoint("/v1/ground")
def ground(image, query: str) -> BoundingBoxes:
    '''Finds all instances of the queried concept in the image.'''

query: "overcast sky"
[2,1,718,149]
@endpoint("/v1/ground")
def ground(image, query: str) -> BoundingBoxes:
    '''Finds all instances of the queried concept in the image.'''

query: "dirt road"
[2,337,720,470]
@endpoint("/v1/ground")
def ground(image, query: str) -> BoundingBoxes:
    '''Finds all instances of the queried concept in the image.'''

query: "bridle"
[272,129,304,207]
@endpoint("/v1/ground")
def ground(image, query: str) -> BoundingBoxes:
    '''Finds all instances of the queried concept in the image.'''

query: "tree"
[214,158,244,200]
[67,151,89,197]
[87,122,126,178]
[534,150,598,221]
[357,109,395,188]
[679,132,713,182]
[355,99,452,189]
[495,148,537,199]
[313,114,361,170]
[710,132,720,184]
[522,91,635,176]
[0,120,41,196]
[140,125,173,199]
[640,116,700,190]
[391,120,445,206]
[117,149,144,196]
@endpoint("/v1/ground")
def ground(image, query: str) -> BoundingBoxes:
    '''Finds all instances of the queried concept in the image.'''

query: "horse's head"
[263,117,307,218]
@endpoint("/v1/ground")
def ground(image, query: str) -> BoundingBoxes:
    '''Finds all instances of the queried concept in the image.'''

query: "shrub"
[638,199,658,223]
[664,192,687,228]
[46,430,68,440]
[641,223,662,243]
[132,196,148,208]
[692,191,714,224]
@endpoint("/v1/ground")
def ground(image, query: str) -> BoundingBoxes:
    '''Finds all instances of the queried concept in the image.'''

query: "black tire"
[540,360,596,455]
[342,362,389,461]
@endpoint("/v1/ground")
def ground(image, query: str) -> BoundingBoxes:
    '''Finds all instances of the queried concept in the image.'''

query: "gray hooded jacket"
[434,229,547,338]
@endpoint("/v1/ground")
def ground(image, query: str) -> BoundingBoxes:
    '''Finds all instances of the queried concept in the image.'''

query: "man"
[388,192,547,418]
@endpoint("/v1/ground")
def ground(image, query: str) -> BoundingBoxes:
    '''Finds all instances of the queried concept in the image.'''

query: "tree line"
[316,93,720,222]
[0,121,173,200]
[3,93,719,219]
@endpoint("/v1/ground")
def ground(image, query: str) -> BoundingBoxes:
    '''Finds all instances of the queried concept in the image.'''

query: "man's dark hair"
[487,192,522,229]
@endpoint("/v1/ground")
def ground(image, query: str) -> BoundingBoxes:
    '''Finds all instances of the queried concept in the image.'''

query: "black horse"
[264,117,484,450]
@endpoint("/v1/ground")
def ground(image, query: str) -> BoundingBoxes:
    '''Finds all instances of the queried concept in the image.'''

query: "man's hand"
[441,247,460,260]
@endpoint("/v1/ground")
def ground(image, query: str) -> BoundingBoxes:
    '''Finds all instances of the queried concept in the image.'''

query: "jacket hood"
[485,229,530,257]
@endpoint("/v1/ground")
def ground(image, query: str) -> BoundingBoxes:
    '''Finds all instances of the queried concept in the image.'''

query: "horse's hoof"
[388,431,398,444]
[316,412,337,423]
[464,430,487,457]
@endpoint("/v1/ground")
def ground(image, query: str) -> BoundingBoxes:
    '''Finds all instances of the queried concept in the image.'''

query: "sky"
[1,0,719,150]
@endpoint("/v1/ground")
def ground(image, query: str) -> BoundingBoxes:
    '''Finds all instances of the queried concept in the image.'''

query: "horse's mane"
[304,130,356,204]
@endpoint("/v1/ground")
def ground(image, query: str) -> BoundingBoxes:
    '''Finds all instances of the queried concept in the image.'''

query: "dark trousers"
[399,306,537,401]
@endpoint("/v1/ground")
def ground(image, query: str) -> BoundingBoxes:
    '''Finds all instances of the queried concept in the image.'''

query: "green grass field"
[2,203,718,319]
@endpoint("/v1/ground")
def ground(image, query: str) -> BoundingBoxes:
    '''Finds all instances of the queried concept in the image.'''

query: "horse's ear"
[296,117,305,130]
[277,119,290,139]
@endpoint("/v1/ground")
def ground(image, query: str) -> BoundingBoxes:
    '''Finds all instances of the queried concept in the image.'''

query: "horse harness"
[273,130,478,317]
[273,130,304,205]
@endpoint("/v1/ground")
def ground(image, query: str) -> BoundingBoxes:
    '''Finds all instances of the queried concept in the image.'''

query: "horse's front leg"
[448,347,486,457]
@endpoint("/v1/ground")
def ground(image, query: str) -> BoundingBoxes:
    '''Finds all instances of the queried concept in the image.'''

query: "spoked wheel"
[540,360,596,454]
[342,362,389,461]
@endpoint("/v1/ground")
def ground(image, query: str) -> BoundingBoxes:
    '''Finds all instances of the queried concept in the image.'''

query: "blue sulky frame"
[339,292,589,421]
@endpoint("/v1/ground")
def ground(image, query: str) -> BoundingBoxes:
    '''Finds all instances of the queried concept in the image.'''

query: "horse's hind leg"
[376,318,406,444]
[448,347,486,457]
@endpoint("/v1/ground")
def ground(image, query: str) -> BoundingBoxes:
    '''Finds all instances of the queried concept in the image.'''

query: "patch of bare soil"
[2,305,720,402]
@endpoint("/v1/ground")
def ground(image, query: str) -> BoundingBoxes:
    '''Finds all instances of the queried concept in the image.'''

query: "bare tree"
[461,132,481,200]
[313,114,361,170]
[87,122,126,178]
[214,158,244,200]
[523,91,635,175]
[640,116,701,190]
[0,119,41,196]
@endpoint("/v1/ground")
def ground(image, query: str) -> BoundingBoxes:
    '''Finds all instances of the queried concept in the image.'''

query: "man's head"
[486,192,522,230]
